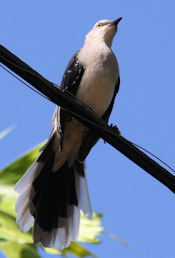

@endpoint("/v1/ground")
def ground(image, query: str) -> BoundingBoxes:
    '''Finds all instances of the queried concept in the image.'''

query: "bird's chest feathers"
[77,49,118,116]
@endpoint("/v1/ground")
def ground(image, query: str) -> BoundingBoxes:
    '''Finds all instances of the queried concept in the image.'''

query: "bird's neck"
[83,39,112,54]
[84,35,113,48]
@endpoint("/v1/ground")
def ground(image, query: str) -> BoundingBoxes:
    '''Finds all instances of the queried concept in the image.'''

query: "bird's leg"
[59,110,72,152]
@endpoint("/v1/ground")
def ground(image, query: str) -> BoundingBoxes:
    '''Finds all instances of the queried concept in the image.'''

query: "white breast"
[76,45,119,117]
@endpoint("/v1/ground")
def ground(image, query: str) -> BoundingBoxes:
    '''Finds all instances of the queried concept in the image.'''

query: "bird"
[15,18,122,250]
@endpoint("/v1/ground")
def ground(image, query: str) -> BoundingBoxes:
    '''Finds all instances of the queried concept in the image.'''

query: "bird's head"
[85,18,122,47]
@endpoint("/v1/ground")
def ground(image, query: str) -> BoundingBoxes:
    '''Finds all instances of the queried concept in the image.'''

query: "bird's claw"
[104,124,120,144]
[110,124,121,135]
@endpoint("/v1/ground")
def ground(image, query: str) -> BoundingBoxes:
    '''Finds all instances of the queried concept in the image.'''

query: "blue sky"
[1,0,175,257]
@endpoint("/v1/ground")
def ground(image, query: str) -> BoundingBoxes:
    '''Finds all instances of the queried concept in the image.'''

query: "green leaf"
[0,142,45,185]
[78,212,103,244]
[0,125,16,139]
[0,241,40,258]
[44,242,94,258]
[0,210,32,244]
[63,241,95,257]
[0,186,17,217]
[104,231,130,248]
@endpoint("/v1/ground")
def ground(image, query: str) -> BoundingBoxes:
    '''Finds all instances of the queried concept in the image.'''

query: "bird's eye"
[96,22,102,27]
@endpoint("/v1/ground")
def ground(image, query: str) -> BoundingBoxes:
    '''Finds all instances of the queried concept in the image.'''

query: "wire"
[1,65,52,101]
[1,60,175,174]
[120,136,175,173]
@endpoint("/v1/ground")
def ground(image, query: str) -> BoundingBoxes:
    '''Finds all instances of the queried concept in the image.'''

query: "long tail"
[15,132,92,250]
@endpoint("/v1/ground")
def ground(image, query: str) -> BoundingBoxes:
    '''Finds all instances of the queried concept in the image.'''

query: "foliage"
[0,141,129,257]
[0,125,16,140]
[0,143,103,257]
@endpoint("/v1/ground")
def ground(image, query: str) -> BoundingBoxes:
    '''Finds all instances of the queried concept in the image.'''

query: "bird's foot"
[110,124,121,135]
[104,124,121,144]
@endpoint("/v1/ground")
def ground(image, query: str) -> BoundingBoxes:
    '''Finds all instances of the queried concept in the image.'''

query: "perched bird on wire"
[15,18,122,250]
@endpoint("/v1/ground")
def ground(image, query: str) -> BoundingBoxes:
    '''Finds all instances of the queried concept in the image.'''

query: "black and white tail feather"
[15,107,92,250]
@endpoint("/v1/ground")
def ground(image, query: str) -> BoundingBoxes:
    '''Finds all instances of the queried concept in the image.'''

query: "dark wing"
[59,51,85,149]
[77,77,120,162]
[61,51,84,94]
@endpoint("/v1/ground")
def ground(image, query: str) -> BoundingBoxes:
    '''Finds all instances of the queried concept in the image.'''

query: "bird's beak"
[110,17,122,26]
